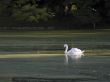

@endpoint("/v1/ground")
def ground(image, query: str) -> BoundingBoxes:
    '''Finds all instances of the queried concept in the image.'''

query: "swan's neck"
[65,45,68,53]
[64,45,69,64]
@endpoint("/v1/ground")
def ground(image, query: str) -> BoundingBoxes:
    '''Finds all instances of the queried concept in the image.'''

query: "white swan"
[64,44,84,64]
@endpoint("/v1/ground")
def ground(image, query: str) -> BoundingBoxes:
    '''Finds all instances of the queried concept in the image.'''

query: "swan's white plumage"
[64,44,84,64]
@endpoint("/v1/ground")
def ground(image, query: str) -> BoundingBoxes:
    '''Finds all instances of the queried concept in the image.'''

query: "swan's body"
[64,44,84,64]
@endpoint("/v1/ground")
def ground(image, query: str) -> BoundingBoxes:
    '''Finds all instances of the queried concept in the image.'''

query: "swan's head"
[64,44,68,48]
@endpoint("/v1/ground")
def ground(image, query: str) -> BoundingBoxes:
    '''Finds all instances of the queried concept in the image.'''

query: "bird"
[64,44,84,64]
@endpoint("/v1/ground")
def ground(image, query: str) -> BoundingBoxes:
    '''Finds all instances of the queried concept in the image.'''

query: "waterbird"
[64,44,84,64]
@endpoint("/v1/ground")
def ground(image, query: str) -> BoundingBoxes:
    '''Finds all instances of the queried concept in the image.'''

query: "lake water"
[0,55,110,82]
[0,30,110,82]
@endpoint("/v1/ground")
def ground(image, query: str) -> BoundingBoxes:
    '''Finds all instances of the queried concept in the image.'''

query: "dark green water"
[0,56,110,82]
[0,30,110,52]
[0,30,110,82]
